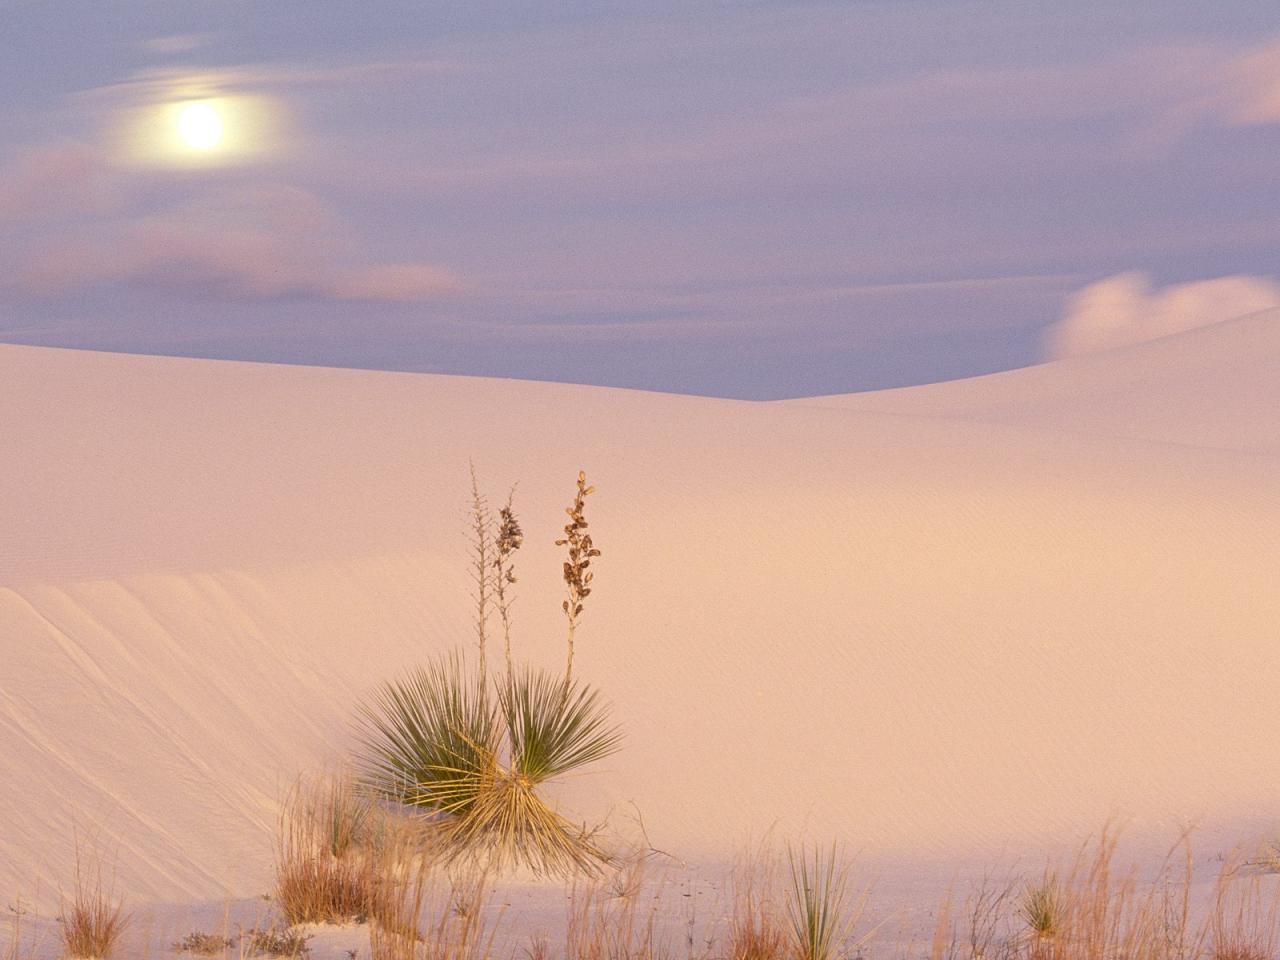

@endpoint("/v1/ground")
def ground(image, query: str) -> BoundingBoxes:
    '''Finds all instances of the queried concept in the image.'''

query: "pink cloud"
[0,143,118,222]
[1223,38,1280,125]
[1045,271,1280,359]
[15,183,459,304]
[328,263,461,302]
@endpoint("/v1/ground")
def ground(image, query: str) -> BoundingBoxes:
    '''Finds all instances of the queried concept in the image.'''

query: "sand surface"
[2,312,1278,915]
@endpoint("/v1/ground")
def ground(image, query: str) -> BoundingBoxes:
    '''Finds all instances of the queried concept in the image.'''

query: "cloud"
[1150,36,1280,135]
[15,183,460,303]
[139,34,212,56]
[1223,38,1280,125]
[328,263,461,302]
[1045,272,1280,359]
[0,144,117,223]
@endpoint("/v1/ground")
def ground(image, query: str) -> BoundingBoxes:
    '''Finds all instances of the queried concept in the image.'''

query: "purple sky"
[1,1,1277,398]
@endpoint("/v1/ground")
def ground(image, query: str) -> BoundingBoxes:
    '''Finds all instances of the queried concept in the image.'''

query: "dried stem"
[556,471,601,691]
[468,463,493,688]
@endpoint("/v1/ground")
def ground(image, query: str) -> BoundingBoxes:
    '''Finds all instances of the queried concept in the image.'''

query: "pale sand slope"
[787,309,1280,453]
[0,317,1277,905]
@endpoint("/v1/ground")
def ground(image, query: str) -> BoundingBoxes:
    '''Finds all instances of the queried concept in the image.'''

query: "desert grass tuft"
[275,774,381,925]
[726,844,788,960]
[923,828,1280,960]
[3,899,29,960]
[564,856,668,960]
[930,876,1016,960]
[786,844,858,960]
[367,825,500,960]
[58,843,128,960]
[1207,860,1280,960]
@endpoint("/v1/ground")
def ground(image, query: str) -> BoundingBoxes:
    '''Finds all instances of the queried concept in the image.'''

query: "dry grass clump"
[58,845,128,959]
[564,857,668,960]
[722,842,865,960]
[357,470,620,877]
[929,829,1280,960]
[931,877,1017,960]
[275,774,382,925]
[1013,830,1196,960]
[1206,861,1280,960]
[3,901,29,960]
[367,824,499,960]
[727,846,788,960]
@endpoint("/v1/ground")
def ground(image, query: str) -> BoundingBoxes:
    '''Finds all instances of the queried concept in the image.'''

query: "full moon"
[176,101,224,151]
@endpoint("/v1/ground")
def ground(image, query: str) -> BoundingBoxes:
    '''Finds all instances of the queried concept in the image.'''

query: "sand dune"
[1,318,1277,903]
[788,309,1280,453]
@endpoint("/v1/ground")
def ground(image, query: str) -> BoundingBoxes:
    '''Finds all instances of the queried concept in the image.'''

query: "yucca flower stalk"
[468,464,494,691]
[493,489,523,681]
[556,471,601,691]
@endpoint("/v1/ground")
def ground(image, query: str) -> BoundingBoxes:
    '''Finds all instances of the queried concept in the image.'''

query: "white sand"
[1,311,1278,913]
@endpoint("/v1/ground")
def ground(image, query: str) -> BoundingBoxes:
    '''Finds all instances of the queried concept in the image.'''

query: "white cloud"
[1045,271,1280,359]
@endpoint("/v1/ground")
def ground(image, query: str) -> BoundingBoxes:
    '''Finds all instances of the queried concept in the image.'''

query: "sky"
[1,0,1277,399]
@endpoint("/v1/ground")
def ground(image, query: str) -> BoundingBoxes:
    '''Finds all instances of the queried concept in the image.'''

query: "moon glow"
[176,101,224,151]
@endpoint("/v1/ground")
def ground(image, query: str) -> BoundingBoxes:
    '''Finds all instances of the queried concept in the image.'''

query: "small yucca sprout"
[556,471,601,689]
[1019,879,1061,939]
[787,844,853,960]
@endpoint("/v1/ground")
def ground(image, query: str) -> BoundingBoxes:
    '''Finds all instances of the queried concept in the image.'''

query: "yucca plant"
[358,653,498,817]
[447,667,621,873]
[1019,878,1061,940]
[501,666,623,784]
[786,844,853,960]
[357,470,620,876]
[359,658,621,875]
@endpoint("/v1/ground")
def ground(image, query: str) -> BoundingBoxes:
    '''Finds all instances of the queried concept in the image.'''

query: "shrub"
[172,931,235,954]
[564,857,667,960]
[727,849,787,960]
[243,926,310,957]
[367,827,498,960]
